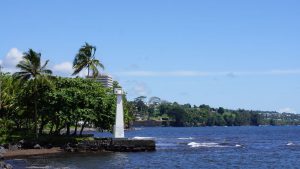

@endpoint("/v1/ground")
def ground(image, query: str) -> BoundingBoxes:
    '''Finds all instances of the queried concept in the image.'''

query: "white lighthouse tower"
[113,88,125,138]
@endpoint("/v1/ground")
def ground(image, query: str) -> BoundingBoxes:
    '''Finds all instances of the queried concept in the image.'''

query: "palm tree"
[13,49,52,139]
[72,42,104,77]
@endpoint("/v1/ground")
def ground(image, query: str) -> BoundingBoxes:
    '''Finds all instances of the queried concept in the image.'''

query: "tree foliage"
[13,49,52,138]
[0,74,130,142]
[72,42,104,77]
[0,46,131,143]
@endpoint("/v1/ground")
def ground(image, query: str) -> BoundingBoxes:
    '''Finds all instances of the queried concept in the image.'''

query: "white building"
[87,74,113,88]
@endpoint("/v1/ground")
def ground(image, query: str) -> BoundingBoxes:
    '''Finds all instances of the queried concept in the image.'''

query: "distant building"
[87,74,113,88]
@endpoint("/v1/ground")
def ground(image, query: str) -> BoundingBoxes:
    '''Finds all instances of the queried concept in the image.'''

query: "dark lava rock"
[0,147,6,154]
[33,144,42,149]
[19,140,25,145]
[0,161,5,168]
[8,144,19,151]
[63,143,75,152]
[0,161,13,169]
[64,146,74,152]
[4,163,13,169]
[46,144,53,149]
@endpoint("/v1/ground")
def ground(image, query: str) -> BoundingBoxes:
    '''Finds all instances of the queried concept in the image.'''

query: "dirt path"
[4,147,64,159]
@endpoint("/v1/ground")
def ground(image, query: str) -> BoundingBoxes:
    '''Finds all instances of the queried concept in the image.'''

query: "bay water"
[8,126,300,169]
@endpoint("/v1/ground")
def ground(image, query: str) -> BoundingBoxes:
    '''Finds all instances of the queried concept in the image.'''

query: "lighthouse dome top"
[114,88,123,95]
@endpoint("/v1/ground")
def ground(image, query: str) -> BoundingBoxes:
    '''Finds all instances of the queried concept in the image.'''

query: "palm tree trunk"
[66,122,71,135]
[49,122,54,135]
[34,100,38,138]
[39,115,46,135]
[34,82,38,139]
[87,66,90,77]
[80,121,87,136]
[73,120,78,135]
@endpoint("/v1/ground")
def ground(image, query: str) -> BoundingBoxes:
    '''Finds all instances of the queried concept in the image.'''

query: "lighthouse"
[113,88,125,138]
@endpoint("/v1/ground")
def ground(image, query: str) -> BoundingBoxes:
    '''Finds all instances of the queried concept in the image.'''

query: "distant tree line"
[129,96,300,127]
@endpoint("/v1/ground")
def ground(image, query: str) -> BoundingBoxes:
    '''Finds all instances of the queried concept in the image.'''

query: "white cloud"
[53,62,73,74]
[52,62,110,77]
[3,48,23,67]
[123,80,151,97]
[278,107,296,114]
[52,61,94,77]
[132,82,151,96]
[77,69,89,77]
[1,48,23,73]
[116,69,300,77]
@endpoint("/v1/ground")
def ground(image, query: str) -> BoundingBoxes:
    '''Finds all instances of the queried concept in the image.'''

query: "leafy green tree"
[133,96,148,119]
[223,113,236,126]
[199,104,210,110]
[47,77,118,135]
[270,119,276,125]
[72,42,104,77]
[250,113,261,126]
[148,97,161,106]
[13,49,52,139]
[147,97,161,119]
[113,81,121,88]
[134,96,147,103]
[217,107,225,114]
[166,103,187,126]
[0,74,16,118]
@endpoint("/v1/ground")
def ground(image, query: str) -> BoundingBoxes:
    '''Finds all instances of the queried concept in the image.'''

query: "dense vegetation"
[0,44,132,143]
[129,96,300,127]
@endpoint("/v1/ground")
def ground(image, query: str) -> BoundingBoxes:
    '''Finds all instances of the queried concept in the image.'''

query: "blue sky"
[1,0,300,113]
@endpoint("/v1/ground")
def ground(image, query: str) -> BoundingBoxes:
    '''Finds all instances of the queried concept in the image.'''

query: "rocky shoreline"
[0,138,155,168]
[0,147,12,169]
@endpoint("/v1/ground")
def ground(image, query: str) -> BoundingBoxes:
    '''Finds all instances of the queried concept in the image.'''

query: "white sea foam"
[134,128,142,130]
[26,166,51,169]
[235,144,242,147]
[132,136,155,140]
[178,137,193,140]
[287,142,295,146]
[187,142,228,148]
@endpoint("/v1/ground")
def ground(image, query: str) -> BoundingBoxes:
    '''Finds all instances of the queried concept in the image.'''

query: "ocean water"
[8,126,300,169]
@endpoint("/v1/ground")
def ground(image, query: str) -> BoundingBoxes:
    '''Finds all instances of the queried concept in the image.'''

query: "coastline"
[3,147,64,159]
[3,138,156,159]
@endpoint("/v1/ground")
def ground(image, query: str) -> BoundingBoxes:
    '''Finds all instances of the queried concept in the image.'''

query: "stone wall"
[67,138,156,152]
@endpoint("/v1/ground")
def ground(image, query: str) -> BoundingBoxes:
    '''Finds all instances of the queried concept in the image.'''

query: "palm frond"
[41,69,52,75]
[92,59,105,70]
[16,62,33,74]
[41,60,49,70]
[13,49,52,83]
[72,61,87,76]
[89,64,99,77]
[72,43,104,76]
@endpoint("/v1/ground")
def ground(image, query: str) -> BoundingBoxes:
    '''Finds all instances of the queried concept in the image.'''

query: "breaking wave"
[287,142,295,146]
[188,142,242,148]
[188,142,226,148]
[177,137,193,140]
[132,136,155,140]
